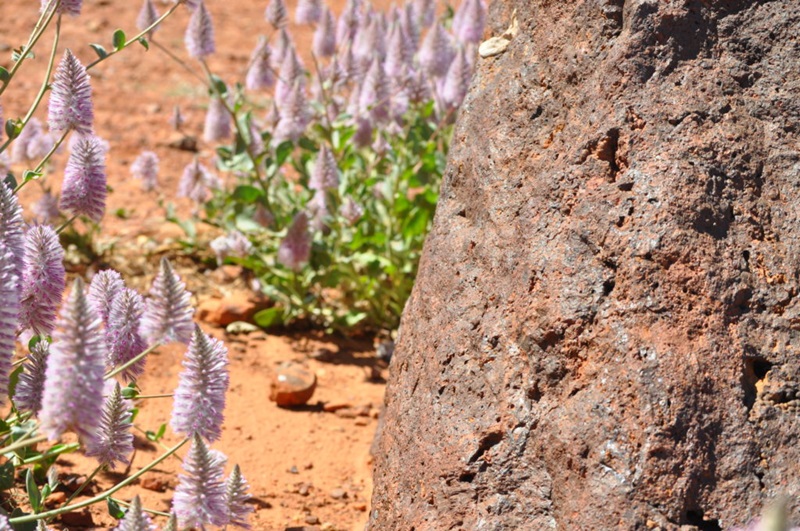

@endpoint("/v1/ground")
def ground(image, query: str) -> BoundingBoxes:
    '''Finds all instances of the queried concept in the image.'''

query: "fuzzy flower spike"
[107,288,148,381]
[39,278,106,440]
[0,243,20,405]
[48,50,94,135]
[42,0,83,18]
[85,382,134,470]
[60,135,108,222]
[19,225,66,336]
[13,340,50,415]
[140,258,195,345]
[277,212,311,271]
[225,464,253,529]
[0,180,25,281]
[113,495,155,531]
[171,325,230,442]
[173,434,229,529]
[185,1,215,59]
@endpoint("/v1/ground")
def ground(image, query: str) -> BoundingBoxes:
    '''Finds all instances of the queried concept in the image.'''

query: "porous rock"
[370,1,800,529]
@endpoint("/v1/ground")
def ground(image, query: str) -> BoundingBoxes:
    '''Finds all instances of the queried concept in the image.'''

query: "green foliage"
[190,100,451,334]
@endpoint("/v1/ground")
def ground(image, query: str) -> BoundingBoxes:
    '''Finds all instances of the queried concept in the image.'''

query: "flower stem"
[10,438,190,524]
[0,0,61,97]
[3,434,47,455]
[60,465,101,508]
[21,442,79,465]
[104,342,162,380]
[54,214,77,234]
[110,497,170,517]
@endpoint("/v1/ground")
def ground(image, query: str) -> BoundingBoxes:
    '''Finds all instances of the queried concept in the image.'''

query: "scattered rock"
[287,465,299,474]
[322,402,352,413]
[354,418,369,427]
[45,491,67,507]
[60,509,94,527]
[330,488,347,500]
[305,514,320,525]
[354,503,368,512]
[298,483,312,496]
[140,477,167,492]
[334,408,357,419]
[309,348,337,361]
[198,293,263,327]
[269,363,317,407]
[226,321,259,335]
[165,133,198,152]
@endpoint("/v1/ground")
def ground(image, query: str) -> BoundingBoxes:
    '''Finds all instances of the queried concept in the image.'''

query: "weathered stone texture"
[370,1,800,529]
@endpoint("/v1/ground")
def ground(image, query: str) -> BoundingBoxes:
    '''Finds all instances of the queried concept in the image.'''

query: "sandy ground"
[0,0,388,529]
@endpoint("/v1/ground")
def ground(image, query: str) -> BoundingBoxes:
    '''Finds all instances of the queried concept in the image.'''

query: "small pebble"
[270,363,317,406]
[330,488,347,500]
[288,465,299,474]
[140,477,167,492]
[305,515,320,525]
[323,402,352,413]
[355,418,369,426]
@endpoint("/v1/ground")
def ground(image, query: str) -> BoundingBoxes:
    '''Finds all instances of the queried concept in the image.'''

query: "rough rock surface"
[370,1,800,529]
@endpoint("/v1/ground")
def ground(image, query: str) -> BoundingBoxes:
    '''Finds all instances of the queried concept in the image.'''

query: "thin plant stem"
[22,442,79,465]
[10,438,190,524]
[60,465,101,508]
[0,13,62,157]
[85,3,182,70]
[149,38,207,84]
[3,434,47,455]
[0,0,61,97]
[104,342,162,380]
[134,393,173,399]
[54,214,77,234]
[14,130,68,194]
[110,497,171,517]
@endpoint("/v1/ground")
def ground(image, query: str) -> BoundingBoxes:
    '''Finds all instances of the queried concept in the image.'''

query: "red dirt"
[0,1,386,529]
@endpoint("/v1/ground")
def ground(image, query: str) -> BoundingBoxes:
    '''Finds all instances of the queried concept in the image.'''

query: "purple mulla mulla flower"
[48,49,94,135]
[401,3,421,47]
[312,8,336,58]
[453,0,486,44]
[26,131,57,161]
[19,225,66,336]
[85,382,134,470]
[42,0,82,17]
[210,230,253,266]
[185,1,215,59]
[173,435,229,529]
[170,325,229,442]
[442,46,472,109]
[140,257,195,345]
[130,151,159,192]
[414,0,435,28]
[359,58,390,123]
[88,269,124,325]
[277,212,311,271]
[309,145,339,191]
[419,23,456,79]
[353,116,374,148]
[275,47,305,108]
[384,25,412,80]
[107,288,148,382]
[11,117,43,163]
[336,0,362,46]
[340,196,364,225]
[113,496,155,531]
[136,0,160,37]
[60,134,107,222]
[0,244,19,405]
[177,158,221,205]
[225,465,253,529]
[271,28,293,70]
[245,38,275,91]
[273,81,310,146]
[0,180,25,281]
[264,0,288,29]
[308,189,329,232]
[295,0,321,25]
[13,340,50,415]
[203,95,231,143]
[406,67,433,104]
[352,16,380,68]
[39,278,106,440]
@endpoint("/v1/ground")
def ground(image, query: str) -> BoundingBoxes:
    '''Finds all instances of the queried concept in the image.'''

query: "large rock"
[370,1,800,529]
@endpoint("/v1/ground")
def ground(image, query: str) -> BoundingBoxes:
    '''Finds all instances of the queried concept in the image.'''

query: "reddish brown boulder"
[370,1,800,529]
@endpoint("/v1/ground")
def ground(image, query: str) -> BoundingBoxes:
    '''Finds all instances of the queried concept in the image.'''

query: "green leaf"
[112,29,126,51]
[120,386,138,399]
[275,140,294,166]
[22,169,42,183]
[210,74,228,96]
[234,214,263,232]
[253,307,285,328]
[137,36,150,50]
[26,468,41,513]
[5,119,20,140]
[232,185,264,204]
[0,66,9,84]
[107,497,125,519]
[89,43,109,59]
[7,364,25,404]
[344,312,367,326]
[0,461,15,490]
[47,466,59,491]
